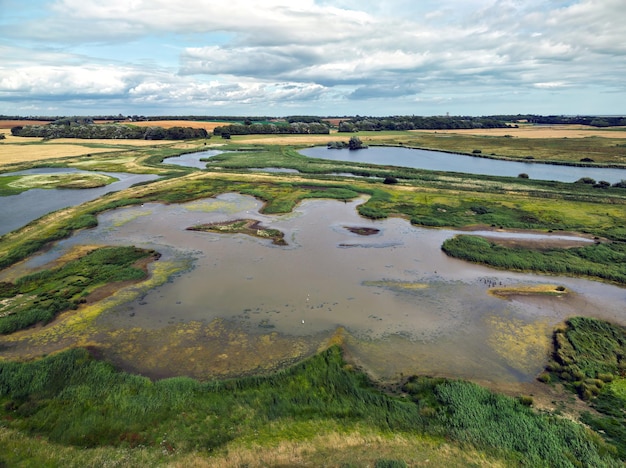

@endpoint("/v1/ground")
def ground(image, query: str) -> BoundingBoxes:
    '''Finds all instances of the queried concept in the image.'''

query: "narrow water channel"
[0,168,158,235]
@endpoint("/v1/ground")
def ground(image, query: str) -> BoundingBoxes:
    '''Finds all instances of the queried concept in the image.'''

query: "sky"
[0,0,625,117]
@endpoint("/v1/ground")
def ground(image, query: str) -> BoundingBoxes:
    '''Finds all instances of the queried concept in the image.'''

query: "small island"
[344,226,380,236]
[187,219,287,245]
[488,283,568,299]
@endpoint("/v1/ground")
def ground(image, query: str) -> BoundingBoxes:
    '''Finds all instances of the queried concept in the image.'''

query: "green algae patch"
[94,318,322,380]
[187,218,287,245]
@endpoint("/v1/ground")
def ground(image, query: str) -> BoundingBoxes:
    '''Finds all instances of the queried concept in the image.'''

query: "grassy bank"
[441,235,626,285]
[0,344,621,467]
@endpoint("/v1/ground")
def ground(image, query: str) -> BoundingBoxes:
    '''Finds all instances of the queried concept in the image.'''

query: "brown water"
[3,194,625,383]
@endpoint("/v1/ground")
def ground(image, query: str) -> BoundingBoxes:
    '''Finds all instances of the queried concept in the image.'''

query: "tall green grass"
[0,345,621,466]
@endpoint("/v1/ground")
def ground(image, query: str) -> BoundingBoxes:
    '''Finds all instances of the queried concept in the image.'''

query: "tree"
[348,136,366,150]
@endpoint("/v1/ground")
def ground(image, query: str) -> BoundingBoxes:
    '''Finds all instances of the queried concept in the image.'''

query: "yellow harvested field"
[235,134,338,145]
[0,120,51,129]
[0,142,113,166]
[0,136,173,167]
[51,137,173,146]
[125,120,230,132]
[411,125,626,139]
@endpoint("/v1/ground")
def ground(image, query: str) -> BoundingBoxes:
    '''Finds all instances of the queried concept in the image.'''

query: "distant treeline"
[213,121,330,136]
[491,114,626,127]
[3,113,625,129]
[11,122,208,140]
[336,116,511,132]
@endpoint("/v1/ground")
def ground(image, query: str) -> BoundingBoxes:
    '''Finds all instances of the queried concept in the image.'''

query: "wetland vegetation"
[0,172,117,196]
[442,235,626,285]
[0,344,622,467]
[0,121,625,465]
[0,246,157,334]
[187,218,287,245]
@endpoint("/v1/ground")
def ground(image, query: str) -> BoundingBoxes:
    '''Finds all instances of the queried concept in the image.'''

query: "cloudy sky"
[1,0,624,116]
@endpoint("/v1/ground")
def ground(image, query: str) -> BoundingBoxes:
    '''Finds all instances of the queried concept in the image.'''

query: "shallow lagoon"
[0,168,158,235]
[4,193,624,383]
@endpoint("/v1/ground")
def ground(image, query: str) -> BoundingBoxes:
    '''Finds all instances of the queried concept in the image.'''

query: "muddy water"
[4,194,625,383]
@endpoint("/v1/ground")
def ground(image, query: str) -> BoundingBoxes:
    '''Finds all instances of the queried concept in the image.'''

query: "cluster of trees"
[327,136,367,150]
[213,121,330,137]
[11,123,208,140]
[336,116,510,132]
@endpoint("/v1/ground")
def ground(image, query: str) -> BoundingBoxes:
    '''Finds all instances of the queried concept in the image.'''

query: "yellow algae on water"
[486,315,551,375]
[489,284,568,299]
[109,208,152,227]
[363,280,429,291]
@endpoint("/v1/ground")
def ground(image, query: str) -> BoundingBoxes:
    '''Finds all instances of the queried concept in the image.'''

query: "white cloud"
[1,0,624,115]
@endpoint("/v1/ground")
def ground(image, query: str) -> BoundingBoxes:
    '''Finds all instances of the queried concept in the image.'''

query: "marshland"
[0,120,625,466]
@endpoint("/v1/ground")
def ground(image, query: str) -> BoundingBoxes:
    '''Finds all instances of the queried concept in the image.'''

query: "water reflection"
[163,150,222,169]
[5,194,624,383]
[0,168,158,235]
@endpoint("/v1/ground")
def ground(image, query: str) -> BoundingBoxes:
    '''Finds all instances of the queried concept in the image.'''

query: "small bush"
[576,177,596,185]
[537,372,551,383]
[518,395,534,406]
[375,460,408,468]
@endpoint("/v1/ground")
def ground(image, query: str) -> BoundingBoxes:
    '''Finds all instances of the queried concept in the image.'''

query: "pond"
[299,146,626,183]
[0,168,159,236]
[3,194,623,383]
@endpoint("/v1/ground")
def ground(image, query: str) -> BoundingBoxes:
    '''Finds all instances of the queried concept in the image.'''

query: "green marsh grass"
[441,235,626,285]
[0,345,622,466]
[545,317,626,458]
[0,246,155,333]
